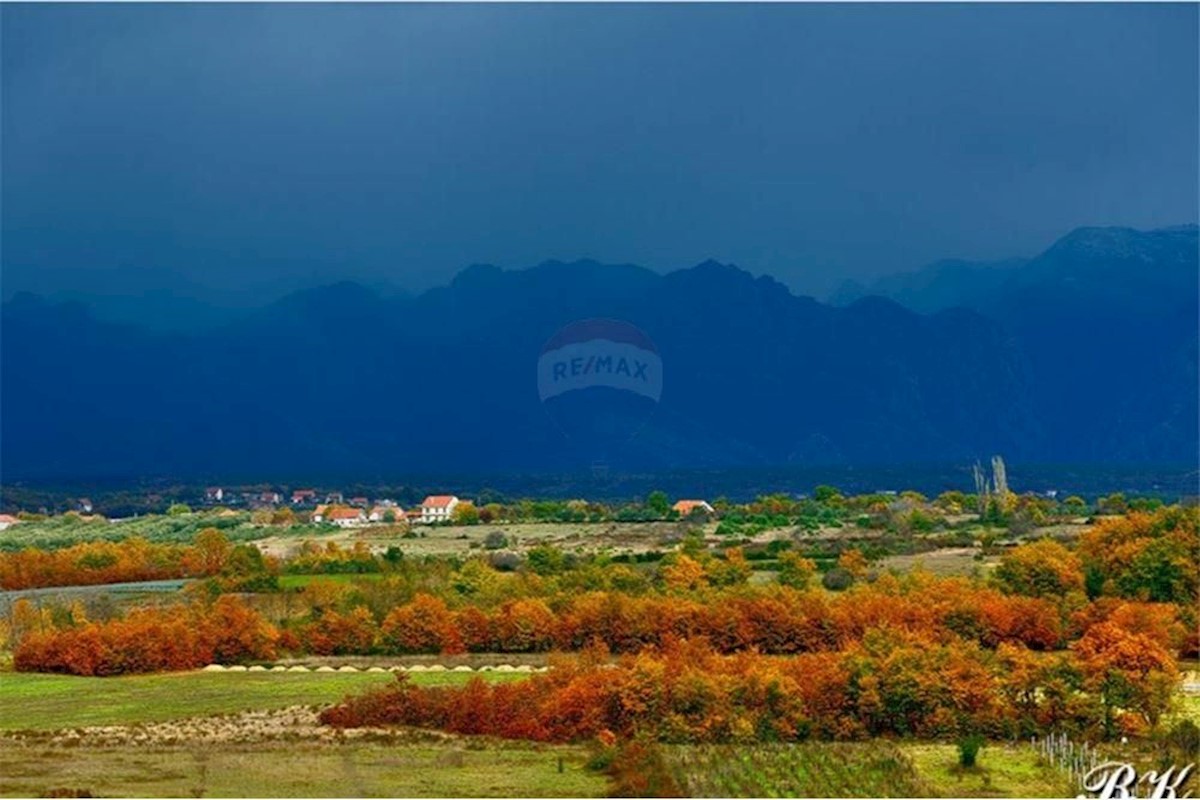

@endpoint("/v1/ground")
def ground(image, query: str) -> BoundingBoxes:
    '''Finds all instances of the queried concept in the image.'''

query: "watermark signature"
[537,319,662,403]
[536,319,662,462]
[1081,761,1194,799]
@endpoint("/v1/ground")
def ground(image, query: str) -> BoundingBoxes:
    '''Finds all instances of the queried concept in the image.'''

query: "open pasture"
[0,670,523,731]
[664,741,1075,798]
[666,742,934,798]
[0,739,605,798]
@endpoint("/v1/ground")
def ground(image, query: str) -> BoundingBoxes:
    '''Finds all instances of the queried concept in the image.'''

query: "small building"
[673,499,715,517]
[74,498,94,514]
[291,489,317,505]
[259,491,282,505]
[369,506,406,524]
[324,492,345,505]
[205,487,224,503]
[416,495,460,524]
[0,514,19,530]
[349,496,369,508]
[327,507,366,528]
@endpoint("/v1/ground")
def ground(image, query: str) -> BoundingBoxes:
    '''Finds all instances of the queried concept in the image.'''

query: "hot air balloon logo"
[537,319,662,463]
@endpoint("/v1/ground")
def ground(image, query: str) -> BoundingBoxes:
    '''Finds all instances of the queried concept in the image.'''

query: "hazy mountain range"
[2,224,1195,480]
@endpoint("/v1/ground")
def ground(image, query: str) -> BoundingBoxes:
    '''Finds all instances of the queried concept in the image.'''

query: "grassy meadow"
[0,670,524,731]
[0,740,606,798]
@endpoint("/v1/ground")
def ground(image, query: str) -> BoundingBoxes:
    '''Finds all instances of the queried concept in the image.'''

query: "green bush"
[957,734,984,768]
[1164,719,1200,758]
[821,567,853,591]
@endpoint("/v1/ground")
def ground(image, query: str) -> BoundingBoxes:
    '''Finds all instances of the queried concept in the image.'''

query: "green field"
[903,743,1072,798]
[277,573,384,589]
[667,742,934,798]
[664,741,1073,799]
[1174,693,1200,724]
[0,740,606,798]
[0,670,523,731]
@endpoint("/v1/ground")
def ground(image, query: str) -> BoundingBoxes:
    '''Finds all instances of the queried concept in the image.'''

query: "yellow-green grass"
[879,548,997,577]
[277,572,384,589]
[0,740,606,798]
[902,743,1073,798]
[667,742,935,798]
[1174,694,1200,724]
[0,670,524,731]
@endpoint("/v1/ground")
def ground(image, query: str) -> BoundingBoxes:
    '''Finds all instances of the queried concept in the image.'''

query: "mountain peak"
[1044,223,1198,263]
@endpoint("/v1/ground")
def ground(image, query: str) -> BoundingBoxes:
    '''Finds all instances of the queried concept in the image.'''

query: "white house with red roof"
[0,514,19,530]
[320,506,366,528]
[416,495,460,524]
[368,506,406,524]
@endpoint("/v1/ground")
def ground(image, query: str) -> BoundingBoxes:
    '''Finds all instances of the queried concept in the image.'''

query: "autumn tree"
[777,551,818,590]
[1073,621,1177,736]
[662,555,708,592]
[381,593,462,654]
[187,528,233,576]
[452,501,480,525]
[704,548,752,587]
[994,539,1084,597]
[1078,507,1198,603]
[837,549,869,579]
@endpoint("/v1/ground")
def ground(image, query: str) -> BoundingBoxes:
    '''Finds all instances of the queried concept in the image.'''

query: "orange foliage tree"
[14,596,277,676]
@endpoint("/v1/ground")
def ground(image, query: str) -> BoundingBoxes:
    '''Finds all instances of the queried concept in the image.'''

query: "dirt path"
[1,706,445,747]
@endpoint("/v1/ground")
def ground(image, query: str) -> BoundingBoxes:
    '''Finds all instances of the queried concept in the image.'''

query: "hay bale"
[287,665,310,672]
[226,665,248,672]
[202,664,226,672]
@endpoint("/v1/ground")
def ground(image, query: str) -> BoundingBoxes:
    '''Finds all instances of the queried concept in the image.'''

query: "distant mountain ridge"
[2,224,1195,479]
[829,258,1028,313]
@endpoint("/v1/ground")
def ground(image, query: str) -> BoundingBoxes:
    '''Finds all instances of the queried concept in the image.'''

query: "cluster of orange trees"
[12,570,1187,676]
[322,623,1176,743]
[0,529,268,590]
[282,579,1186,657]
[13,595,277,675]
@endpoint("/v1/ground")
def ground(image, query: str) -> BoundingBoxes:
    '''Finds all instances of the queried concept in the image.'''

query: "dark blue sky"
[3,3,1196,301]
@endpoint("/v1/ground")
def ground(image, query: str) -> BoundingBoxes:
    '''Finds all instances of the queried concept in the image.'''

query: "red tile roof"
[371,506,406,518]
[673,499,713,515]
[421,495,458,508]
[328,507,364,521]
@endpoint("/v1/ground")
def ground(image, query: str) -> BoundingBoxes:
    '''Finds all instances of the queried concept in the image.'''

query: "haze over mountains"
[2,224,1196,480]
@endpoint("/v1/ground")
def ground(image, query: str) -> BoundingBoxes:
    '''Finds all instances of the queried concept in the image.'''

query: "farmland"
[0,493,1195,797]
[0,739,605,798]
[0,670,529,731]
[665,742,936,797]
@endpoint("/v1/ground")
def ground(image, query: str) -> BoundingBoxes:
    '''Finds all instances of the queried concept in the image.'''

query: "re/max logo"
[551,355,651,382]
